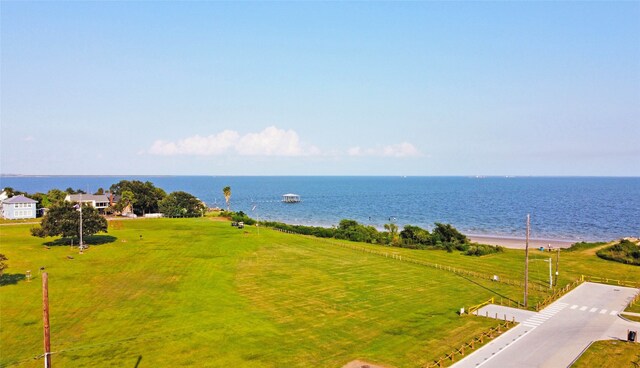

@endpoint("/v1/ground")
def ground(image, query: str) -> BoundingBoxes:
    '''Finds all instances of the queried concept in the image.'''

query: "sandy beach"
[468,235,578,250]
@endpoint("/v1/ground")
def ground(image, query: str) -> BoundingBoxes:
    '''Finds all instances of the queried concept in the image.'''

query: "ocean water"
[1,176,638,242]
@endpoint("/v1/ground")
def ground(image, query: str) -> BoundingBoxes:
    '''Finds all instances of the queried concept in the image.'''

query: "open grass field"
[571,340,640,367]
[1,218,638,367]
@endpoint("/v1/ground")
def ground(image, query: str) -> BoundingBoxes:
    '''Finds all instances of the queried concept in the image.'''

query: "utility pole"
[524,214,530,308]
[554,248,560,287]
[42,272,52,368]
[79,194,83,254]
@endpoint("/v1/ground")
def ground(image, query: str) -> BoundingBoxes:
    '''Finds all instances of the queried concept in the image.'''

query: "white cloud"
[149,127,422,159]
[23,135,35,142]
[237,127,304,156]
[348,142,422,158]
[148,127,318,157]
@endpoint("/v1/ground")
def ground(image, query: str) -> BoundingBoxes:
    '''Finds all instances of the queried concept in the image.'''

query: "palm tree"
[222,186,231,211]
[384,223,398,245]
[118,190,135,215]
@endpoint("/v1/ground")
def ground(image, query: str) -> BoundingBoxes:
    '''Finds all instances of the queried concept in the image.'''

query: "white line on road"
[599,309,607,314]
[529,316,547,321]
[570,305,578,310]
[589,307,598,313]
[610,310,618,315]
[474,326,537,368]
[579,306,588,311]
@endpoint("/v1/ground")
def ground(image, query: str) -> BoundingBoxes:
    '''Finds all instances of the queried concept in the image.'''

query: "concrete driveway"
[452,282,640,368]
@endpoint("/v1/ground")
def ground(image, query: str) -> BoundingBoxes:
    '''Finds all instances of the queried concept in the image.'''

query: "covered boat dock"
[282,194,301,203]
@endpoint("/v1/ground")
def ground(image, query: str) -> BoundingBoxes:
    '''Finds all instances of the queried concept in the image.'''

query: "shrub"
[230,211,256,225]
[565,241,607,252]
[596,239,640,266]
[465,244,505,256]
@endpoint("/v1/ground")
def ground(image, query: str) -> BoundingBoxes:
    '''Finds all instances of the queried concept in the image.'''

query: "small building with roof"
[2,195,38,219]
[65,194,111,213]
[282,193,301,203]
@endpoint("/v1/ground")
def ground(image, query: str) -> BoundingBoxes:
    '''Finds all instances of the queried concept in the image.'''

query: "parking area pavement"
[473,304,538,323]
[452,282,640,368]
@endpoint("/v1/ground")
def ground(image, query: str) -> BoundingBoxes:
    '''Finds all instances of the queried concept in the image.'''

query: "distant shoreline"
[468,234,580,249]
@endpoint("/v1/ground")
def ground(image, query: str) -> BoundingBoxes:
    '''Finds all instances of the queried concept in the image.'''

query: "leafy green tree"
[432,223,468,245]
[222,186,231,211]
[31,203,108,242]
[336,219,379,243]
[65,188,86,194]
[94,188,105,195]
[2,187,27,196]
[400,225,432,246]
[46,189,67,206]
[3,187,17,196]
[159,191,206,218]
[110,180,166,215]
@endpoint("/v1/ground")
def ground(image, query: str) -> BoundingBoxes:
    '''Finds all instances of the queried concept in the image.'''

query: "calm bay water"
[1,176,638,242]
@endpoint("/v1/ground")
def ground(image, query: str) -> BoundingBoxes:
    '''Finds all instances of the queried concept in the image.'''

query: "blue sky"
[1,2,638,176]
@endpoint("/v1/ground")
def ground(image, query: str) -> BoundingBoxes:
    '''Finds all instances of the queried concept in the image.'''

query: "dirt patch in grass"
[342,360,392,368]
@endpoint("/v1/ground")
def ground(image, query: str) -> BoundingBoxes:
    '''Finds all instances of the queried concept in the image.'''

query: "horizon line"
[2,174,639,178]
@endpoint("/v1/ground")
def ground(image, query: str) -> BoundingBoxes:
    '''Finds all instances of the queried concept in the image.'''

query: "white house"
[2,195,38,220]
[65,194,111,213]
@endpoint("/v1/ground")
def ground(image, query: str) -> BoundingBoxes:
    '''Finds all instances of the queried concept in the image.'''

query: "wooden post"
[42,272,51,368]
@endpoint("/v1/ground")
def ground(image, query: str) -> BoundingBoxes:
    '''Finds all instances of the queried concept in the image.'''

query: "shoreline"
[468,234,579,250]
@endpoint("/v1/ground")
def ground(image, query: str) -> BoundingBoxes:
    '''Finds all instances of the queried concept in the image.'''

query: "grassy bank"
[1,218,638,367]
[571,340,640,367]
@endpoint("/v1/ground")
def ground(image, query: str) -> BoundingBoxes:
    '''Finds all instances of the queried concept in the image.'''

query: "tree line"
[6,180,206,218]
[20,180,206,245]
[260,219,504,256]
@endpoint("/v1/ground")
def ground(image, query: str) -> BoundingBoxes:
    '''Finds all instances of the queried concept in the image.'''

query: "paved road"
[452,282,640,368]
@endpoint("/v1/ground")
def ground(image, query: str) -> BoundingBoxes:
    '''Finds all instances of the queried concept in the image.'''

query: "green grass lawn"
[571,340,640,367]
[626,297,640,314]
[0,218,41,225]
[1,219,638,367]
[623,315,640,323]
